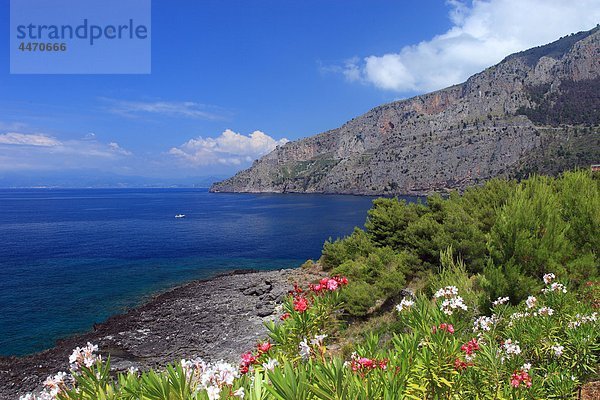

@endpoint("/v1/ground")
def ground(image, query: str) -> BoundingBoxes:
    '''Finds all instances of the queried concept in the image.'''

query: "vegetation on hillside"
[20,171,599,399]
[517,78,600,126]
[322,170,599,316]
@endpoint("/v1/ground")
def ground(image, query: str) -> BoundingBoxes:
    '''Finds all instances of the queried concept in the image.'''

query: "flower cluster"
[311,334,327,347]
[454,358,472,371]
[568,312,598,328]
[510,369,532,388]
[293,296,309,312]
[551,343,564,357]
[291,276,348,314]
[508,311,531,327]
[20,345,100,400]
[181,358,239,400]
[455,337,479,371]
[434,286,459,298]
[279,312,291,321]
[543,273,556,285]
[309,276,348,294]
[434,286,467,315]
[239,341,273,374]
[473,315,497,332]
[502,339,521,358]
[525,296,537,309]
[299,338,311,359]
[534,306,554,317]
[542,282,567,294]
[492,296,510,306]
[460,338,480,361]
[69,342,100,370]
[432,323,454,334]
[42,372,69,398]
[395,297,415,313]
[262,358,279,371]
[239,352,257,374]
[347,352,388,375]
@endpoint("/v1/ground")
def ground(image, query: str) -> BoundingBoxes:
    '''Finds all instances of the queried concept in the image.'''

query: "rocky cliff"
[211,27,600,195]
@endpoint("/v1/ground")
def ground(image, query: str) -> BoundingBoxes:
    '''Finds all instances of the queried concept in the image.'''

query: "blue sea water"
[0,188,417,356]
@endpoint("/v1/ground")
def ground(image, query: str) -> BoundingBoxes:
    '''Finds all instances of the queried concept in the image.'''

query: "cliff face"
[211,27,600,195]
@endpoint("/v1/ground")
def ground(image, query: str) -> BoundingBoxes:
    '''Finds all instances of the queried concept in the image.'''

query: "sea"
[0,188,418,357]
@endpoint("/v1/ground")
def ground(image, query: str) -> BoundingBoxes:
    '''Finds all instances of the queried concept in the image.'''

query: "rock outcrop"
[211,27,600,195]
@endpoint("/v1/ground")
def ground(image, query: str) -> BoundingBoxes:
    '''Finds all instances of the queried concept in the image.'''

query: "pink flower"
[337,276,349,285]
[257,342,272,354]
[280,312,291,321]
[320,277,329,286]
[461,338,480,355]
[240,352,256,365]
[437,323,454,334]
[326,279,339,291]
[293,297,309,312]
[454,358,468,371]
[510,370,532,388]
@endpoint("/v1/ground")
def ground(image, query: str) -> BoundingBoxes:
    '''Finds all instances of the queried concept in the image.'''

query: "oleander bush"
[21,273,599,399]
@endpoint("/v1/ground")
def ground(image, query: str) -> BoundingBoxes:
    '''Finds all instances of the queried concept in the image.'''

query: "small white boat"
[175,214,186,218]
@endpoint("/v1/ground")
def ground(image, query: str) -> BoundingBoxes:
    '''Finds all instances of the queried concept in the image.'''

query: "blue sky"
[0,0,598,186]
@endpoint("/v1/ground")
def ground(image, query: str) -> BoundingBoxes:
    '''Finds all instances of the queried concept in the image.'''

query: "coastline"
[0,267,323,399]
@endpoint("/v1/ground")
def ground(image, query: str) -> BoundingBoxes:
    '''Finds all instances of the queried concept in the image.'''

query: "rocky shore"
[0,267,323,399]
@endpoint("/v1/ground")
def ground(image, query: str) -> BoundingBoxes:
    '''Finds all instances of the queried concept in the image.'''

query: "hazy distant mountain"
[0,170,225,188]
[212,26,600,195]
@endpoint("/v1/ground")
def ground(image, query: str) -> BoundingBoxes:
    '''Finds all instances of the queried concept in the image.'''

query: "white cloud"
[104,98,226,120]
[169,129,289,166]
[108,142,132,156]
[0,131,133,172]
[0,132,61,147]
[336,0,600,93]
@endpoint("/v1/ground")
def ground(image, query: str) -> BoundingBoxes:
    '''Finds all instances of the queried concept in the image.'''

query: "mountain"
[0,170,226,188]
[212,27,600,195]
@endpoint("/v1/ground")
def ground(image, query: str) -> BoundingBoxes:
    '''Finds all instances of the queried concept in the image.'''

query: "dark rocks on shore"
[0,267,324,399]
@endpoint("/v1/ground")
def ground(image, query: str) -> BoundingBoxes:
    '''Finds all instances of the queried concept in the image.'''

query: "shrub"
[20,273,599,400]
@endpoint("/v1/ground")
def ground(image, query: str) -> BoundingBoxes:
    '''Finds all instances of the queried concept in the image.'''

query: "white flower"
[299,339,311,360]
[492,296,510,306]
[233,387,245,399]
[69,343,100,370]
[274,304,283,315]
[440,295,467,315]
[396,298,415,312]
[473,315,496,332]
[127,366,139,374]
[535,306,554,317]
[551,343,564,357]
[262,358,279,371]
[568,312,598,328]
[42,371,68,397]
[434,286,459,299]
[525,296,537,309]
[311,334,328,347]
[205,385,221,400]
[542,282,567,294]
[181,359,193,370]
[211,361,238,386]
[508,311,531,327]
[522,363,532,371]
[543,273,556,285]
[502,339,521,357]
